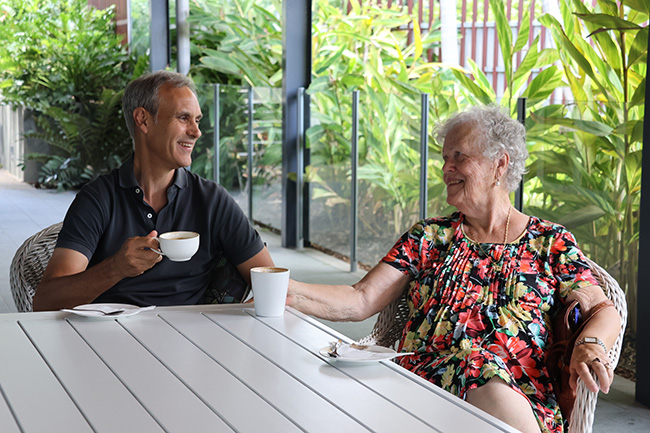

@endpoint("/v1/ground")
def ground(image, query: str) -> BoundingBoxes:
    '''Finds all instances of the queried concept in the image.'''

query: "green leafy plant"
[191,84,282,200]
[29,155,94,191]
[452,0,564,110]
[186,0,462,259]
[24,88,134,188]
[528,0,647,331]
[187,0,284,199]
[129,0,151,59]
[0,0,143,188]
[190,85,250,191]
[306,0,467,262]
[188,0,282,87]
[0,0,133,111]
[450,0,647,332]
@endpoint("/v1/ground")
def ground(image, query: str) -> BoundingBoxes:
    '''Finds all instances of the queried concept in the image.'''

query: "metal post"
[350,91,360,273]
[635,30,650,408]
[213,84,220,184]
[176,0,190,75]
[303,91,311,248]
[281,0,311,248]
[296,87,305,249]
[515,98,526,212]
[125,0,133,46]
[247,87,254,221]
[419,93,430,220]
[150,0,170,71]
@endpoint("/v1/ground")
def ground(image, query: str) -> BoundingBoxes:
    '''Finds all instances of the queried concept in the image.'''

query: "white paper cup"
[155,231,200,262]
[250,267,290,317]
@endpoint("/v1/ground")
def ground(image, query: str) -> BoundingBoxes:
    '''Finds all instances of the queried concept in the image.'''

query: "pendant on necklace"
[461,217,509,267]
[475,242,505,267]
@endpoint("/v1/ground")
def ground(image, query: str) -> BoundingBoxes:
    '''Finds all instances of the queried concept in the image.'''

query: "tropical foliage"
[452,0,564,110]
[395,0,646,331]
[188,0,282,87]
[25,89,133,190]
[528,0,647,330]
[0,0,142,188]
[187,0,284,206]
[129,0,151,59]
[186,0,647,286]
[306,0,457,261]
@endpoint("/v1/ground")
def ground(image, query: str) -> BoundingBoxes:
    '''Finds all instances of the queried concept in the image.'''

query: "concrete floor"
[1,168,649,432]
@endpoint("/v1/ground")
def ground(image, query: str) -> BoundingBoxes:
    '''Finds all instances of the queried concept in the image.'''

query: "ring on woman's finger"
[589,357,601,367]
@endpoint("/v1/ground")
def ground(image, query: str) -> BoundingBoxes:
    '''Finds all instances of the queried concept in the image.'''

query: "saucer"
[320,342,414,363]
[61,303,155,318]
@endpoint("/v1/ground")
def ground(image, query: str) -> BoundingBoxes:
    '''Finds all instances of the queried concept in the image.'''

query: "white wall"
[0,104,24,181]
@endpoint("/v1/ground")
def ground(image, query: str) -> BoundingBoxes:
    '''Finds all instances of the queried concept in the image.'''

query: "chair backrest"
[357,291,409,348]
[202,255,250,304]
[571,257,627,433]
[9,222,63,312]
[359,257,628,433]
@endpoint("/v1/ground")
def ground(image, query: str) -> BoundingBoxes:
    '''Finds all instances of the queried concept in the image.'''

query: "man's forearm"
[33,257,124,311]
[33,235,162,311]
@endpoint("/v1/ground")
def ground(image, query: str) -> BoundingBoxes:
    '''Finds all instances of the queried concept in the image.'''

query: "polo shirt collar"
[174,166,189,189]
[118,155,189,190]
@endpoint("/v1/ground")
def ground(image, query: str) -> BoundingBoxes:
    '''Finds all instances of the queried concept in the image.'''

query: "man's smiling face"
[145,84,203,170]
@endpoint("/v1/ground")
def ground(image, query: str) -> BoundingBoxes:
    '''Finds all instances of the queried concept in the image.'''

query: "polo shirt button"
[147,213,153,219]
[135,188,141,194]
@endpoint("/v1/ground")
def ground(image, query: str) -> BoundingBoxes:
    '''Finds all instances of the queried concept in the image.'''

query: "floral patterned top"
[381,212,598,433]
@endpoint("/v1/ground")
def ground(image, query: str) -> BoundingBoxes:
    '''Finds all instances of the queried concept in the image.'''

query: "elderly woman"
[288,105,620,433]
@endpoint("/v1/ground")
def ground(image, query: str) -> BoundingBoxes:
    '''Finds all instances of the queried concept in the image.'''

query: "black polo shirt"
[57,156,264,306]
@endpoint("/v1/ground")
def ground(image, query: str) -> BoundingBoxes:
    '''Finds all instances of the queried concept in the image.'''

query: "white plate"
[61,303,155,318]
[320,342,414,363]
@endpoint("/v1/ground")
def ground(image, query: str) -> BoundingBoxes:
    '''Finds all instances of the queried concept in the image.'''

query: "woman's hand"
[569,341,614,394]
[565,285,620,395]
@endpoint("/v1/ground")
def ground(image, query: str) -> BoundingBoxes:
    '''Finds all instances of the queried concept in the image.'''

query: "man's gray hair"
[435,105,528,192]
[122,70,197,139]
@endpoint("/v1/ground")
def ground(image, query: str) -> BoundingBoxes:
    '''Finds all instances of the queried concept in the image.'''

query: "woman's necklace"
[463,206,512,263]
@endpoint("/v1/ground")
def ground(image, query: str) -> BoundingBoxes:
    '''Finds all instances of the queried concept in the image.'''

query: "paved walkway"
[1,168,649,432]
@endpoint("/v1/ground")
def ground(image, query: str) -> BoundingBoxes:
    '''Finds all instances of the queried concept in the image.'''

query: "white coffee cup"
[154,231,200,262]
[250,266,290,317]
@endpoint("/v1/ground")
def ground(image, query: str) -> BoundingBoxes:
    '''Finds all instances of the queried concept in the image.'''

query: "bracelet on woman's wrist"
[575,336,608,353]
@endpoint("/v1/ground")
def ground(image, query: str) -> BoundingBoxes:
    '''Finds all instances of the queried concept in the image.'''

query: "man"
[33,71,274,310]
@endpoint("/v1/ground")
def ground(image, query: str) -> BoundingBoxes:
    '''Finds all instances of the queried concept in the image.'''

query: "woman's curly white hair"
[435,105,528,192]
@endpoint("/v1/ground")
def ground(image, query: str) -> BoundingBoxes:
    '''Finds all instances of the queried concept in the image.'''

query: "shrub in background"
[187,0,283,193]
[0,0,144,189]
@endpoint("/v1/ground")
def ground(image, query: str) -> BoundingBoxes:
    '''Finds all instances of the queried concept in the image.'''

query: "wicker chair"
[202,255,251,304]
[9,222,250,312]
[10,222,63,312]
[359,257,627,433]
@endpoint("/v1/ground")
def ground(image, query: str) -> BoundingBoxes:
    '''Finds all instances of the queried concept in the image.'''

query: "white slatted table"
[0,305,517,432]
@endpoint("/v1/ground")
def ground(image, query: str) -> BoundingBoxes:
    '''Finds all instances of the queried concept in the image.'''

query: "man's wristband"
[575,336,608,353]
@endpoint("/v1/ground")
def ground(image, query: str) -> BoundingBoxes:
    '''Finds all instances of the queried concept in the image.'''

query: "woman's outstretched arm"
[287,262,411,322]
